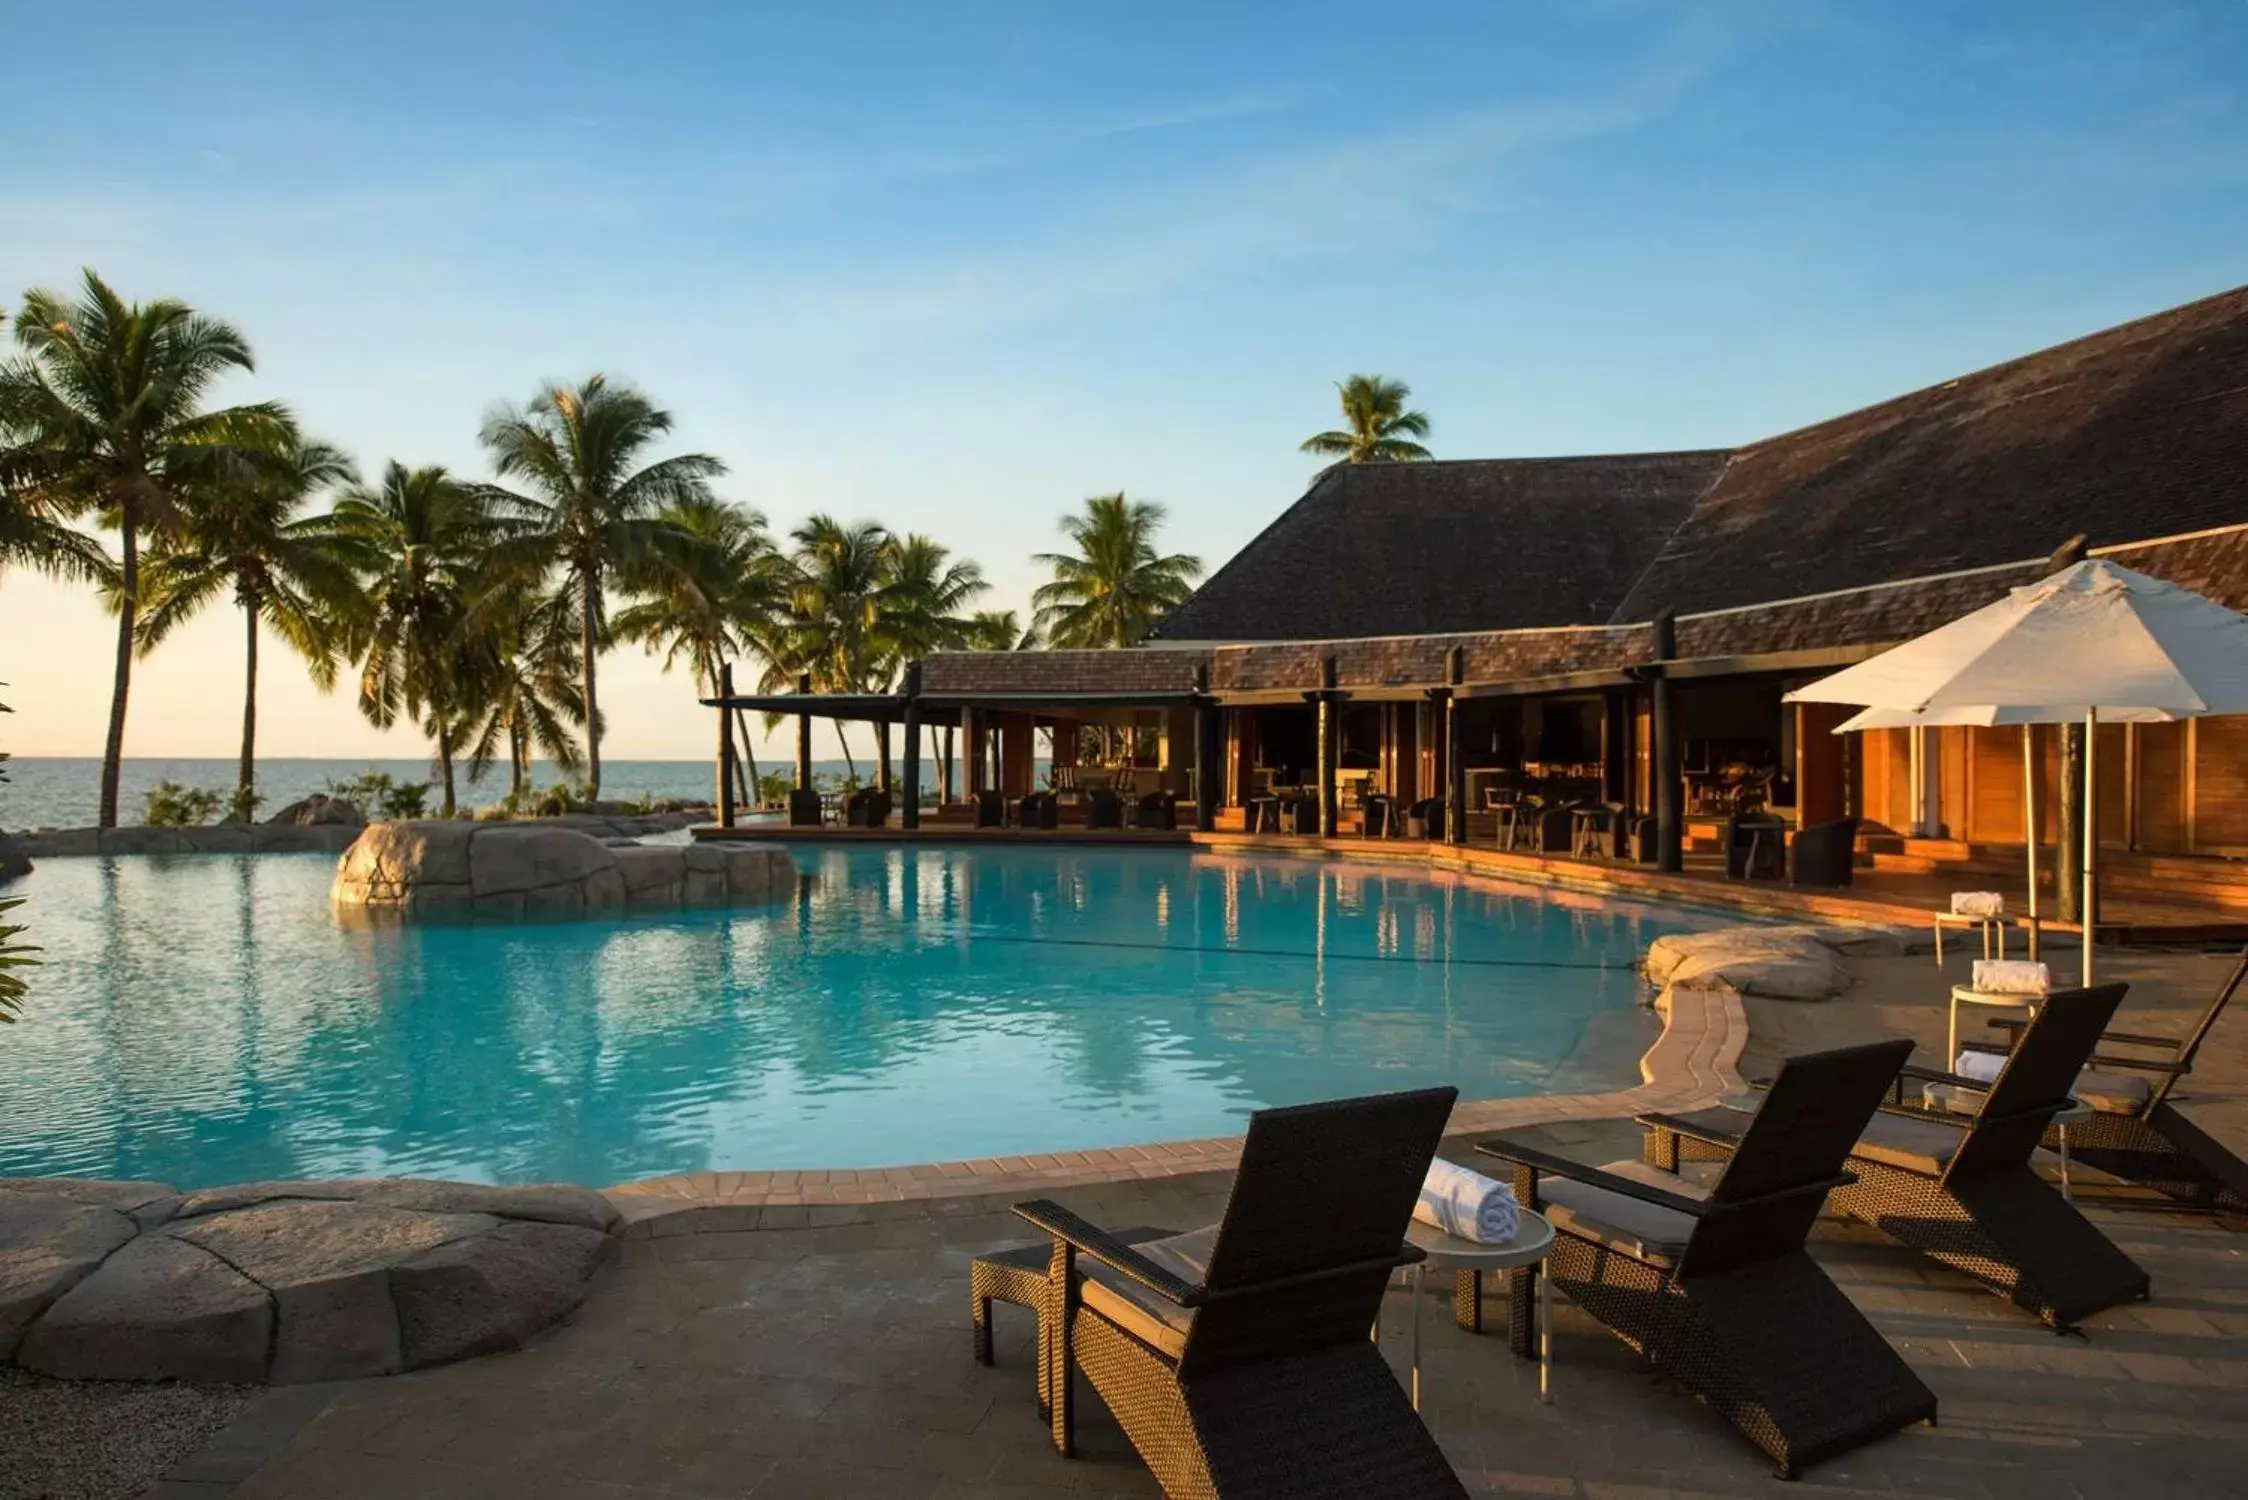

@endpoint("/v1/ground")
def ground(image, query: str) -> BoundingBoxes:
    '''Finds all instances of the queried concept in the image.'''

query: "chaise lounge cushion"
[1537,1160,1707,1267]
[1851,1112,1967,1175]
[1924,1067,2151,1118]
[1076,1225,1215,1360]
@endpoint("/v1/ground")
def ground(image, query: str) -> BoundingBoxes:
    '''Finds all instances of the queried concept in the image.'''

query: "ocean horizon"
[0,755,976,830]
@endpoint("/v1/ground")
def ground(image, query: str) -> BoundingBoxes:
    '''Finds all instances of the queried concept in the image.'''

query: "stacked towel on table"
[1951,891,2007,917]
[1972,959,2051,996]
[1415,1158,1520,1245]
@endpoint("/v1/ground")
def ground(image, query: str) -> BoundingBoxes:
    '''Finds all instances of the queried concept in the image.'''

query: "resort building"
[730,283,2248,907]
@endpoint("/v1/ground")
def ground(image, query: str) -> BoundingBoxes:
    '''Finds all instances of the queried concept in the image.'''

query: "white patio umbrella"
[1788,560,2248,984]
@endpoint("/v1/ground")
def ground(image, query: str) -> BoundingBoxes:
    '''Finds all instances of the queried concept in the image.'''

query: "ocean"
[0,755,958,830]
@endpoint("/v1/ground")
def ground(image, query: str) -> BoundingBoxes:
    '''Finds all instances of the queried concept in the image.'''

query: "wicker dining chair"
[1478,1039,1933,1480]
[1647,983,2148,1329]
[1962,948,2248,1215]
[1011,1086,1465,1500]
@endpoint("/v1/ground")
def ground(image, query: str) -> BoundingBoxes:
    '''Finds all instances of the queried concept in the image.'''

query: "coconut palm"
[460,585,586,806]
[332,463,506,816]
[0,271,292,825]
[962,609,1036,651]
[1299,374,1432,464]
[611,496,789,802]
[870,534,988,788]
[761,516,902,781]
[137,438,361,815]
[479,374,726,802]
[1031,493,1202,648]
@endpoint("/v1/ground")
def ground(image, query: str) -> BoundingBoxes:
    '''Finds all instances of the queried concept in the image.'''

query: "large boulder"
[266,793,365,828]
[1647,927,1854,1001]
[0,1195,139,1360]
[332,822,792,921]
[390,1220,613,1369]
[0,831,29,884]
[18,1233,273,1384]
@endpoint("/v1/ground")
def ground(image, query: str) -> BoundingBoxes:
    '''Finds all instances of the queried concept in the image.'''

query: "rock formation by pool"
[0,1177,621,1384]
[331,820,794,919]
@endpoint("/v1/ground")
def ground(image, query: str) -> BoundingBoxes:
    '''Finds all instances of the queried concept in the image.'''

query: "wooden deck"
[696,820,2248,944]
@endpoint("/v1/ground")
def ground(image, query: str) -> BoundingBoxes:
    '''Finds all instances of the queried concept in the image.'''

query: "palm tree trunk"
[509,719,526,802]
[237,590,259,817]
[734,707,761,806]
[437,719,457,817]
[579,568,602,802]
[838,724,857,782]
[99,515,137,828]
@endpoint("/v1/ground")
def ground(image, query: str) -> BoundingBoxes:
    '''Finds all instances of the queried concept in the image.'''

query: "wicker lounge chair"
[1477,1039,1933,1479]
[787,787,824,827]
[1966,948,2248,1215]
[1787,818,1859,888]
[1087,788,1125,829]
[1011,1086,1465,1500]
[844,787,891,827]
[1018,791,1060,829]
[1136,791,1179,830]
[974,789,1007,828]
[1647,983,2147,1329]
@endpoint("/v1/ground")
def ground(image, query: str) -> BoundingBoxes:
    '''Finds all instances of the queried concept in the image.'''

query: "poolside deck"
[697,821,2248,945]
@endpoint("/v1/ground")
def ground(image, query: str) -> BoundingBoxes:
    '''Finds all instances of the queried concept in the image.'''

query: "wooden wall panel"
[2136,721,2188,853]
[1938,728,1969,839]
[1860,728,1910,832]
[2195,715,2248,851]
[1796,704,1851,826]
[2096,721,2129,848]
[1966,727,2026,843]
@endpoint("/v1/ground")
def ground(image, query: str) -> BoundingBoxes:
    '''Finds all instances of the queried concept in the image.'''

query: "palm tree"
[611,496,789,803]
[0,271,292,826]
[137,437,360,815]
[762,516,901,782]
[332,463,504,816]
[1299,374,1432,464]
[479,374,725,802]
[1031,494,1202,648]
[870,534,987,788]
[460,585,585,805]
[962,609,1036,651]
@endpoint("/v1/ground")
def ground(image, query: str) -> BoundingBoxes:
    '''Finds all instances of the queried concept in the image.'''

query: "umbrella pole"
[2083,708,2097,986]
[2023,725,2039,962]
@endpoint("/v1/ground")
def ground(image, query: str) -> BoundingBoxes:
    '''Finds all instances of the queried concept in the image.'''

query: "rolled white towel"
[1953,1049,2006,1084]
[1972,959,2050,996]
[1951,891,2006,917]
[1415,1158,1520,1245]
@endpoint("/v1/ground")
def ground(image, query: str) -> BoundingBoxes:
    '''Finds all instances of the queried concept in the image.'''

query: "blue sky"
[3,0,2245,759]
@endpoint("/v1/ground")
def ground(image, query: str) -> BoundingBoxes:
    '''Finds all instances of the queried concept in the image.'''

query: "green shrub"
[143,780,226,827]
[323,770,431,821]
[226,786,264,823]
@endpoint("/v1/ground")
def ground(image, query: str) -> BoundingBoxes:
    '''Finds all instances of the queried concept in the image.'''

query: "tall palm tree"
[611,496,789,802]
[460,588,585,805]
[1031,494,1202,648]
[761,516,901,781]
[0,271,292,825]
[479,374,725,802]
[332,463,504,816]
[962,609,1036,651]
[137,437,361,815]
[1299,374,1432,464]
[870,534,988,788]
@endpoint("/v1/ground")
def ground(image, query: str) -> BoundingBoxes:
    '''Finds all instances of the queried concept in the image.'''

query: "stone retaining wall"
[332,820,793,919]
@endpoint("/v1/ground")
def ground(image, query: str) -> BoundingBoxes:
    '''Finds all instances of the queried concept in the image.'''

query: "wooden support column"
[1316,655,1340,838]
[1602,688,1629,807]
[900,663,922,830]
[1194,668,1220,830]
[1445,647,1467,844]
[962,708,982,797]
[716,663,737,828]
[794,671,814,790]
[1651,612,1682,872]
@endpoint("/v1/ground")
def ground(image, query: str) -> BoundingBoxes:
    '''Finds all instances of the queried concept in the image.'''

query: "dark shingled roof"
[1151,451,1729,643]
[1610,285,2248,621]
[920,647,1210,697]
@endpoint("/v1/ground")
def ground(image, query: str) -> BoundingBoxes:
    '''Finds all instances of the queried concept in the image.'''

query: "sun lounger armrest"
[1012,1199,1199,1306]
[1899,1063,1991,1091]
[1475,1138,1709,1218]
[1985,1016,2182,1052]
[1635,1110,1750,1150]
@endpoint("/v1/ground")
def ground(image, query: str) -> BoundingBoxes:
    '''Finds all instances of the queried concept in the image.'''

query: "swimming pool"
[0,845,1727,1188]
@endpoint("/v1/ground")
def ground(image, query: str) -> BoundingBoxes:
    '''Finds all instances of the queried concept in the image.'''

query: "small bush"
[323,771,431,821]
[226,786,264,823]
[0,896,34,1024]
[143,780,226,827]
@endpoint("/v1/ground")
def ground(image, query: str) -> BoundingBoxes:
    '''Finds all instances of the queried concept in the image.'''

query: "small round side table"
[1399,1214,1557,1411]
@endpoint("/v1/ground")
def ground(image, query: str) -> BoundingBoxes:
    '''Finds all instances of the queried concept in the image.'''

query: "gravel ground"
[0,1368,253,1500]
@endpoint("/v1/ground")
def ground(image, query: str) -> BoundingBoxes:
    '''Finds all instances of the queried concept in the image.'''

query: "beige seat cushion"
[1538,1160,1707,1267]
[2072,1069,2152,1115]
[1076,1225,1215,1359]
[1852,1112,1967,1175]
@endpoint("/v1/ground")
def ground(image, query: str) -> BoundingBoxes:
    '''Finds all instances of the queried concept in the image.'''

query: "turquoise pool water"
[0,846,1724,1188]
